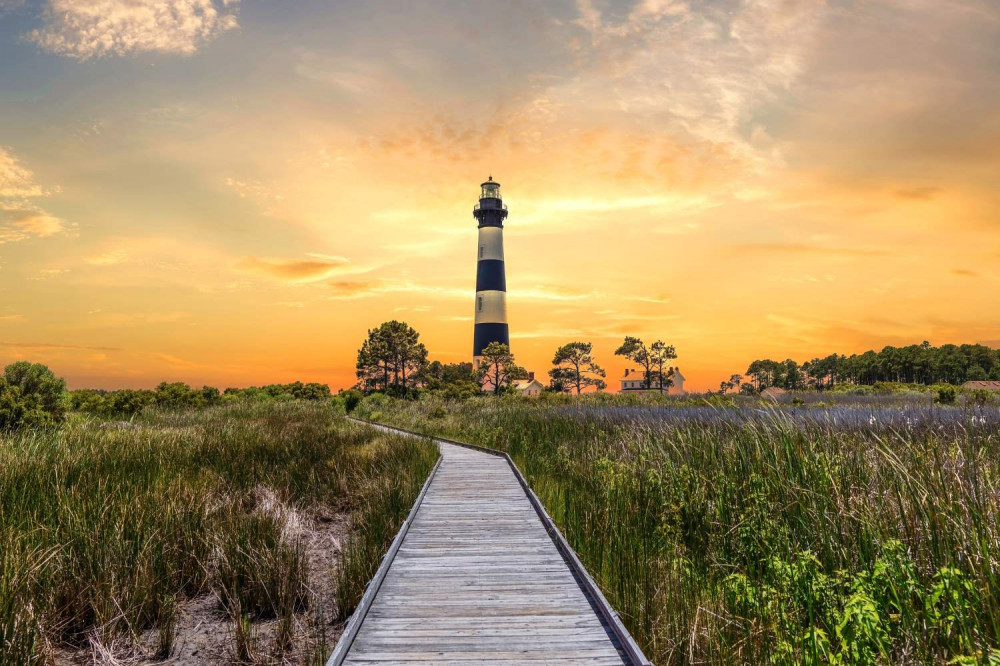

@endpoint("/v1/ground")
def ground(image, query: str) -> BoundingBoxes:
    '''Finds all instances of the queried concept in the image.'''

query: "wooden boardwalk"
[329,424,650,665]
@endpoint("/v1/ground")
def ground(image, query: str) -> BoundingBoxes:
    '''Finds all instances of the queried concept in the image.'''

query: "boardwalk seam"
[325,446,443,666]
[343,417,654,666]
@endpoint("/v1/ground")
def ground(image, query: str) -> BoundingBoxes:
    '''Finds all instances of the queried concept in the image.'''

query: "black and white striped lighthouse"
[473,176,509,360]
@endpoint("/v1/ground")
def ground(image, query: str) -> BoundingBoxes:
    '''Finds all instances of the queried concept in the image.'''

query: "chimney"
[625,369,630,377]
[528,371,535,381]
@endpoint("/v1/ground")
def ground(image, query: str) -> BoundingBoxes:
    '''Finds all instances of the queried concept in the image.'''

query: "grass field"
[357,392,1000,665]
[1,400,437,665]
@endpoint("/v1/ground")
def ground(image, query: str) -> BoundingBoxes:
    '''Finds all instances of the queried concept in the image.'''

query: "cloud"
[0,147,69,245]
[951,269,979,278]
[0,315,24,322]
[152,352,207,370]
[733,243,889,258]
[0,148,47,198]
[566,0,828,174]
[224,176,285,216]
[0,341,121,351]
[327,279,392,299]
[86,249,129,266]
[27,0,241,60]
[895,186,941,200]
[238,255,355,283]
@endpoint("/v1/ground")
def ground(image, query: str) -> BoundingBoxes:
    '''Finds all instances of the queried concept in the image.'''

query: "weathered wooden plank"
[329,436,631,665]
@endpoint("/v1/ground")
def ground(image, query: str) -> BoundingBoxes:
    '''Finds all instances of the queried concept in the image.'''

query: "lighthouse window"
[479,246,484,258]
[477,296,483,312]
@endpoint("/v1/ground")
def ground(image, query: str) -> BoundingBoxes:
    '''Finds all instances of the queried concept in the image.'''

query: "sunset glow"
[2,0,998,391]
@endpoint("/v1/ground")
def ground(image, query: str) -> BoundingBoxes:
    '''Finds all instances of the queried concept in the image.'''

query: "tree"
[730,374,743,392]
[967,365,988,381]
[615,337,655,389]
[782,359,803,390]
[477,342,525,395]
[355,320,429,393]
[418,361,481,399]
[3,361,66,426]
[549,342,606,394]
[650,340,677,393]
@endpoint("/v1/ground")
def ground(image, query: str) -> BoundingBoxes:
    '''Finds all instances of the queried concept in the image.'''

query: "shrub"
[155,382,203,409]
[965,389,994,406]
[100,389,156,417]
[0,362,66,430]
[936,386,957,405]
[341,389,363,414]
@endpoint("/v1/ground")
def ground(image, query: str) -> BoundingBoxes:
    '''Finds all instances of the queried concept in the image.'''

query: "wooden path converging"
[328,421,651,665]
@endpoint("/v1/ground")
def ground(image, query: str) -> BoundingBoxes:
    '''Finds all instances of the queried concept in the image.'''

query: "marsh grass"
[0,400,437,664]
[361,393,1000,664]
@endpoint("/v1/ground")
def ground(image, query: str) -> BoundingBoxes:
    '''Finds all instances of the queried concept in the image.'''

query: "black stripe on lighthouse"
[474,322,509,357]
[476,260,506,292]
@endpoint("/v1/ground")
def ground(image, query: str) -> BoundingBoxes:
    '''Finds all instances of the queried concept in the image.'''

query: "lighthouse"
[472,176,509,360]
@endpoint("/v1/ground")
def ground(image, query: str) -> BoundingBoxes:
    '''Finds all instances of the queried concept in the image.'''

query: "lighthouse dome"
[480,176,501,200]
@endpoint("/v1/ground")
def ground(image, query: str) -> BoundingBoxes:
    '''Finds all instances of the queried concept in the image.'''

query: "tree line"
[0,358,337,431]
[725,341,1000,393]
[355,320,678,396]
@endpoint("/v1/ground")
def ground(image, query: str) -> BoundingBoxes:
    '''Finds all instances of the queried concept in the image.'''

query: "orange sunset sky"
[1,0,998,392]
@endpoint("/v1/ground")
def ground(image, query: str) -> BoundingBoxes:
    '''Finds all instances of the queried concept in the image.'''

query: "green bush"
[965,389,994,406]
[0,362,66,430]
[341,389,363,413]
[936,386,957,405]
[155,382,203,409]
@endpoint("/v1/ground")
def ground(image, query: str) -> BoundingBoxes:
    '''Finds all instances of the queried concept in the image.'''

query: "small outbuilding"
[760,386,787,400]
[620,367,686,395]
[962,381,1000,391]
[513,372,544,396]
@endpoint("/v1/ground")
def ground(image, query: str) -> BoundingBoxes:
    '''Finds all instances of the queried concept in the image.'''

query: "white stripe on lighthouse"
[477,227,505,261]
[474,290,507,324]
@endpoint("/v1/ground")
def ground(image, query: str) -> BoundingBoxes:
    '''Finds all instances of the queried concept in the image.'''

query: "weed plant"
[358,392,1000,664]
[0,400,437,664]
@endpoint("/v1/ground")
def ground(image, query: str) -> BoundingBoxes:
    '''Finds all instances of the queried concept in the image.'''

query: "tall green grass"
[360,393,1000,664]
[0,401,437,664]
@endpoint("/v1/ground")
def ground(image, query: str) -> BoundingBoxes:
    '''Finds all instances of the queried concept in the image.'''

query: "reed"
[0,400,437,664]
[360,393,1000,664]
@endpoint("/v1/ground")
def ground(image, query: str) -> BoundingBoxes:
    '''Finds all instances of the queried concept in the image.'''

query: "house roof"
[760,386,787,397]
[622,367,684,380]
[513,379,543,389]
[963,380,1000,390]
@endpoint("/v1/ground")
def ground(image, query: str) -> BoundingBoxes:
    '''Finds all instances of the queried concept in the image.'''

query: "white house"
[513,372,544,396]
[620,367,686,395]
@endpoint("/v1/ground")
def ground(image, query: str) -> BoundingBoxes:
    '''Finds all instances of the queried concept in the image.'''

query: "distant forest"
[741,342,1000,391]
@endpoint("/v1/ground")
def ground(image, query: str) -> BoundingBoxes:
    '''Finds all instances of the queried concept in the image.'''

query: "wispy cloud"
[567,0,827,174]
[895,186,941,200]
[0,341,121,351]
[27,0,241,60]
[238,255,359,283]
[733,243,890,258]
[85,249,129,266]
[224,176,285,216]
[0,147,68,245]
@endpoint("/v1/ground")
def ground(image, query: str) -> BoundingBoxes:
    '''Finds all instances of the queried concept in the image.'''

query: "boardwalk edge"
[344,416,654,666]
[325,435,443,666]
